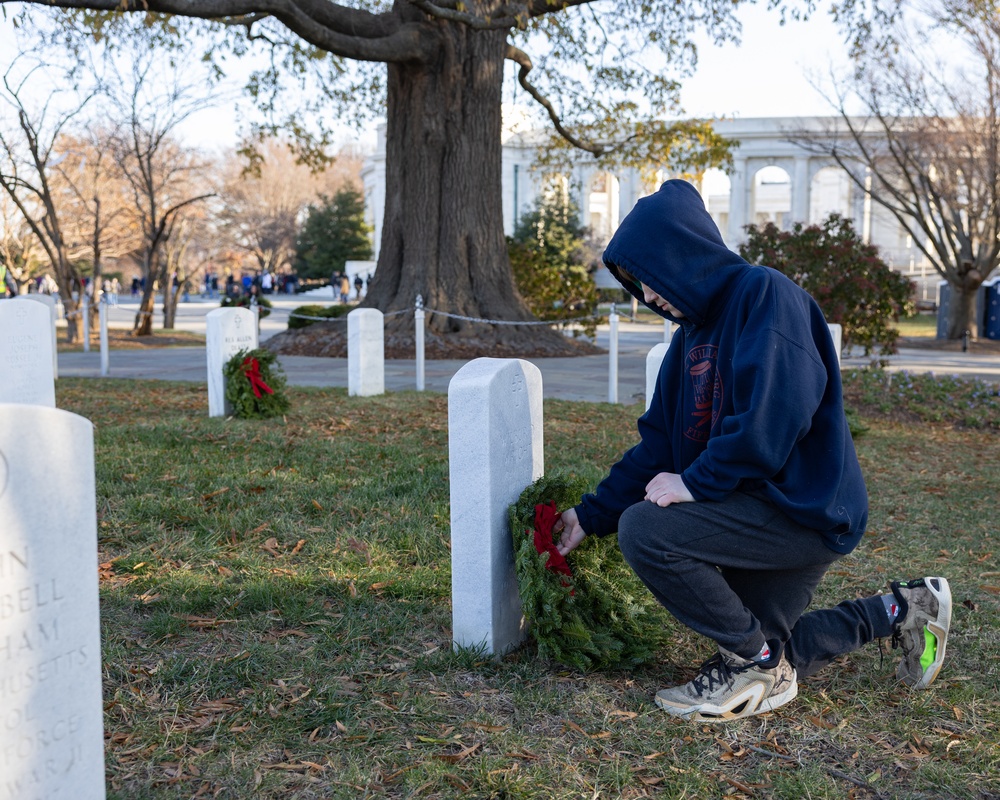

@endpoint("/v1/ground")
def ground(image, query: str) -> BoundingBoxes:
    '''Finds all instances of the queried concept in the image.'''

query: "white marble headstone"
[645,342,669,411]
[206,307,258,417]
[448,358,543,656]
[0,404,105,798]
[0,300,56,407]
[348,308,384,397]
[12,295,59,379]
[828,323,843,366]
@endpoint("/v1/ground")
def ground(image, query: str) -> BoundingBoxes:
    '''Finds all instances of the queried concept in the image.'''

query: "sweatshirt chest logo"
[684,345,722,442]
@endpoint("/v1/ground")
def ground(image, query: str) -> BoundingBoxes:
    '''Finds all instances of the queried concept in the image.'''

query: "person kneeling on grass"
[555,180,951,723]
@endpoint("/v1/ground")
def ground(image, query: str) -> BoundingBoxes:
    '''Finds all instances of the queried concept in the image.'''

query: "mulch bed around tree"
[59,329,206,351]
[264,325,604,360]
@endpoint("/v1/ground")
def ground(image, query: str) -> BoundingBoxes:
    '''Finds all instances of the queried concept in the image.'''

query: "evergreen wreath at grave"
[509,472,667,672]
[222,348,290,419]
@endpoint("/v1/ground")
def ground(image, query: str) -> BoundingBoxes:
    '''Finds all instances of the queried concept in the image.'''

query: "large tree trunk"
[945,280,981,340]
[163,270,178,329]
[362,15,580,358]
[64,298,84,344]
[134,279,156,336]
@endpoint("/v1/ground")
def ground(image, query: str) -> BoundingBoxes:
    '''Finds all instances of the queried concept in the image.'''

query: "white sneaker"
[655,648,797,722]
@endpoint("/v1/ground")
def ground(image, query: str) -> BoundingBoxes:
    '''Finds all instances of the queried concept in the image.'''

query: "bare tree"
[105,55,215,335]
[52,128,141,329]
[793,0,1000,338]
[215,138,364,287]
[161,207,214,327]
[0,53,96,341]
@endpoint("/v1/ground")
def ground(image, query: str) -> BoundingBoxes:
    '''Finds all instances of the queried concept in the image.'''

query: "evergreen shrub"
[221,294,272,319]
[287,304,350,330]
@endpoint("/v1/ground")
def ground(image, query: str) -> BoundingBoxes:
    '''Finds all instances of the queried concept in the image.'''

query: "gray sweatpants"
[616,491,892,677]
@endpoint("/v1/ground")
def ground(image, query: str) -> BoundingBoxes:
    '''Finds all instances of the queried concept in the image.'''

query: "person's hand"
[644,472,695,507]
[555,506,586,557]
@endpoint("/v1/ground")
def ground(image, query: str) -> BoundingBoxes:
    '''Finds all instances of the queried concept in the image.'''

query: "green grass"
[894,314,939,338]
[51,375,1000,799]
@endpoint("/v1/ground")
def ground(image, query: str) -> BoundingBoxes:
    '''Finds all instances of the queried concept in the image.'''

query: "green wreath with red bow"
[508,472,668,672]
[222,348,290,419]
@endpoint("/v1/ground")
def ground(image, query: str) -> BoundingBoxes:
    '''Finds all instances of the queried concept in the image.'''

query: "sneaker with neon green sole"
[890,577,951,689]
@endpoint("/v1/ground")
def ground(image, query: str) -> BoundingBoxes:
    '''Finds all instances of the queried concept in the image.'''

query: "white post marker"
[0,404,106,799]
[348,308,385,397]
[13,294,58,379]
[448,358,543,656]
[608,303,619,404]
[415,294,426,392]
[664,318,674,344]
[0,299,56,407]
[206,307,258,417]
[645,342,669,411]
[81,294,90,353]
[99,299,109,377]
[828,323,843,366]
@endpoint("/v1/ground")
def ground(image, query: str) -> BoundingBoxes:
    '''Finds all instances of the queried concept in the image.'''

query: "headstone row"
[206,307,386,418]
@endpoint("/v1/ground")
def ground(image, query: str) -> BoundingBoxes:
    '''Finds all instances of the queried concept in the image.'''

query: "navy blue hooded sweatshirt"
[575,180,868,554]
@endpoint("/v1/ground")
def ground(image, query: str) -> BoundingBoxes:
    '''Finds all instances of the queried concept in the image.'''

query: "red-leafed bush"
[740,214,915,355]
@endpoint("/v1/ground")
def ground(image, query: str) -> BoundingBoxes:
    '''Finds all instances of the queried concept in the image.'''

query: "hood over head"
[602,179,748,326]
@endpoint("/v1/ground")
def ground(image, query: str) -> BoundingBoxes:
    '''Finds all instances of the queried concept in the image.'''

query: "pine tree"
[507,187,601,339]
[294,188,372,281]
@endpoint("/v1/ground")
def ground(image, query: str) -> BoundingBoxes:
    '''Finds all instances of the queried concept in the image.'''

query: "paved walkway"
[57,296,1000,406]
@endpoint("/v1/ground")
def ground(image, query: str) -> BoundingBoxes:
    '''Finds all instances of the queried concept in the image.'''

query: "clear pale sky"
[679,4,851,119]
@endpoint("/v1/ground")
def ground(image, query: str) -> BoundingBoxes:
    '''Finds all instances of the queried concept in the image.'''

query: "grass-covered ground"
[54,371,1000,800]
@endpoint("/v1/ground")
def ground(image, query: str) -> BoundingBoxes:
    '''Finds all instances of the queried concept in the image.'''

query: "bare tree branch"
[505,43,623,157]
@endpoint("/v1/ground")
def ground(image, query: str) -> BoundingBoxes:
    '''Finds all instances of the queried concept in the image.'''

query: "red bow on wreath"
[532,502,573,589]
[241,357,274,399]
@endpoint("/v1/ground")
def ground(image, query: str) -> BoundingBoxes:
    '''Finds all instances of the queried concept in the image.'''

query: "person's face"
[640,282,685,319]
[617,266,685,319]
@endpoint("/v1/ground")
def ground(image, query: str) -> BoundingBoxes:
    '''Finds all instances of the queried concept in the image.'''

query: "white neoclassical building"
[361,116,938,299]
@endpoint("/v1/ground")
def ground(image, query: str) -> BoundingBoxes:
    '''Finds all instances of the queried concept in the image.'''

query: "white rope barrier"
[286,304,604,327]
[287,311,349,322]
[424,308,600,326]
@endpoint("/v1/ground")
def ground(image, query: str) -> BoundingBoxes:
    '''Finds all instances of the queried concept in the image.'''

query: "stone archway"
[750,165,792,229]
[808,165,853,223]
[701,168,732,240]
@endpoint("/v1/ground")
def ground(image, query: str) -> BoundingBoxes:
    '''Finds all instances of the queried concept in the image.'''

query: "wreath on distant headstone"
[508,472,667,672]
[222,348,290,419]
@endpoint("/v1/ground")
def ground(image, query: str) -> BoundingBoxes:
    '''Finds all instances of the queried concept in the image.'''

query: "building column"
[607,172,621,237]
[848,166,871,242]
[575,166,595,230]
[618,168,642,221]
[727,158,748,245]
[791,157,810,225]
